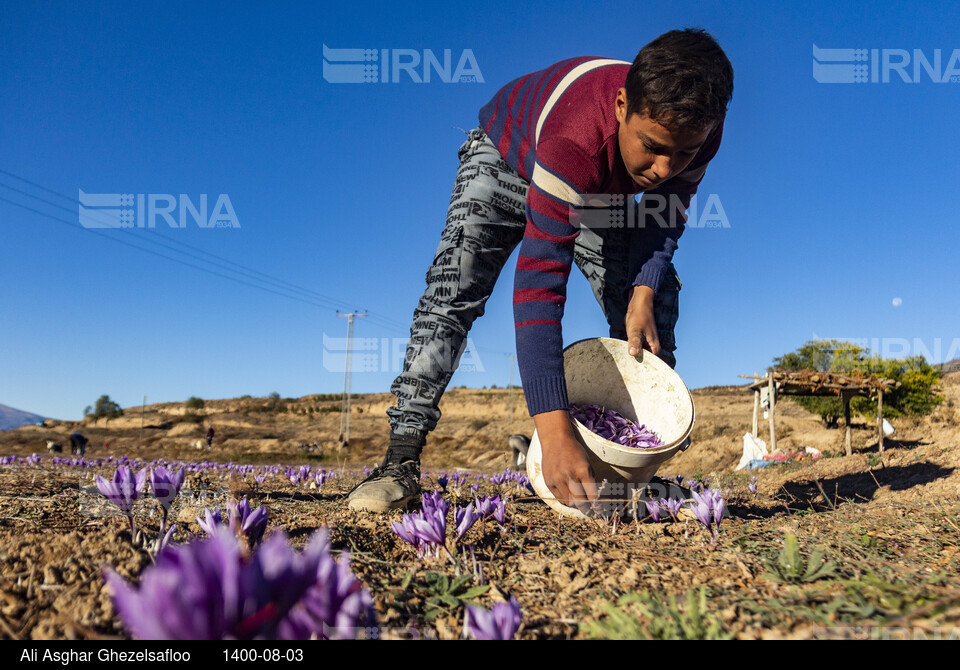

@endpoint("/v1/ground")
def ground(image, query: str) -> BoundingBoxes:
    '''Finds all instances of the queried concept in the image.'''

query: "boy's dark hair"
[625,28,734,132]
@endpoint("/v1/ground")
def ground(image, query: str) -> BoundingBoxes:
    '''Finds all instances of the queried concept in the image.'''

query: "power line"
[0,195,357,312]
[0,168,412,333]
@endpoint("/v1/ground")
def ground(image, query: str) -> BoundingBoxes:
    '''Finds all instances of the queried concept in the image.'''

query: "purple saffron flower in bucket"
[463,596,523,640]
[569,404,663,449]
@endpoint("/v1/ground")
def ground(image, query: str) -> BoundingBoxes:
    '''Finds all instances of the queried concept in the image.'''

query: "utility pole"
[139,396,146,447]
[505,354,517,425]
[336,311,367,449]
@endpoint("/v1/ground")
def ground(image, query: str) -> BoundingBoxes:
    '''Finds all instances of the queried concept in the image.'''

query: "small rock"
[43,566,61,585]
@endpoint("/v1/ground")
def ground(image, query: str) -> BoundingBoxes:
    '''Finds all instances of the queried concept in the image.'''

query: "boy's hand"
[626,285,659,357]
[534,409,598,509]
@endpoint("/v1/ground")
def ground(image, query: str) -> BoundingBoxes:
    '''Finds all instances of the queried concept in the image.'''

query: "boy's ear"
[615,87,629,123]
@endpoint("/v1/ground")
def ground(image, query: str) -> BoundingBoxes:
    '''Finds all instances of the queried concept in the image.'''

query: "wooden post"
[767,374,777,452]
[843,391,852,457]
[877,388,884,453]
[752,389,760,438]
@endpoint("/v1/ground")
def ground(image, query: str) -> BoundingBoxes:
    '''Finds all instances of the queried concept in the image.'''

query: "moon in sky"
[892,297,902,307]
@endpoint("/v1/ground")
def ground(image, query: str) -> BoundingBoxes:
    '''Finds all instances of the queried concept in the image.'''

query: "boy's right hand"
[534,409,598,510]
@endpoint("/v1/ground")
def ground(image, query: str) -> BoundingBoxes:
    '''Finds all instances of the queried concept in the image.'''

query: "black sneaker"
[347,459,422,513]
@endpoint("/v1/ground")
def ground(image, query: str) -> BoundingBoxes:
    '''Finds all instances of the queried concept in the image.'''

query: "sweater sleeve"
[513,137,601,417]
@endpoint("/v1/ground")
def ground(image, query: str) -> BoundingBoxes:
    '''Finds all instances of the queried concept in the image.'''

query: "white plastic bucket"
[526,337,696,517]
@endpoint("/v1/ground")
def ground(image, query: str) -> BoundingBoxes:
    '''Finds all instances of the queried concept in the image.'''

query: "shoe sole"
[347,493,419,513]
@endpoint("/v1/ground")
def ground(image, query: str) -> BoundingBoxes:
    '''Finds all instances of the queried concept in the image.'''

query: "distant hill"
[939,359,960,375]
[0,404,46,431]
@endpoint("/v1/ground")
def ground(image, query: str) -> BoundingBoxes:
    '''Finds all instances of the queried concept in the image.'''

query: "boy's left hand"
[625,285,659,357]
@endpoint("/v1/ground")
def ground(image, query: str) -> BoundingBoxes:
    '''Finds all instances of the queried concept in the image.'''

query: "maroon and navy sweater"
[478,56,724,417]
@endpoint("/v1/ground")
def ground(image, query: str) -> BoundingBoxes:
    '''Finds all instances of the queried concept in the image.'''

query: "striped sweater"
[478,56,723,416]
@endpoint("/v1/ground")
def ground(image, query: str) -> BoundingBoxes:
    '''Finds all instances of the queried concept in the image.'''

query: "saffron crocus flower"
[153,523,177,555]
[421,490,449,517]
[644,500,662,522]
[472,495,507,526]
[709,491,726,528]
[391,512,446,558]
[96,465,148,537]
[228,497,269,548]
[474,495,495,518]
[149,466,185,522]
[463,596,523,640]
[691,489,727,541]
[391,516,423,553]
[105,527,376,640]
[660,498,684,521]
[391,493,449,557]
[437,475,449,493]
[197,508,223,537]
[692,496,713,531]
[455,503,480,540]
[491,498,507,525]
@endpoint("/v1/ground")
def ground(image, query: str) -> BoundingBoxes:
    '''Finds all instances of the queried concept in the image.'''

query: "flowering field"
[1,381,959,640]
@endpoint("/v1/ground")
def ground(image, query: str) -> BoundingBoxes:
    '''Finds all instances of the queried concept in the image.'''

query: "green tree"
[185,396,205,410]
[89,395,124,420]
[771,340,943,425]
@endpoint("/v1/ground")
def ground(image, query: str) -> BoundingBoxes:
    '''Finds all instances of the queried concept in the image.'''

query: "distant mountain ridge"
[0,404,46,431]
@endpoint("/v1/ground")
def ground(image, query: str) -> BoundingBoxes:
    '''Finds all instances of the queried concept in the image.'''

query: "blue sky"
[2,0,959,420]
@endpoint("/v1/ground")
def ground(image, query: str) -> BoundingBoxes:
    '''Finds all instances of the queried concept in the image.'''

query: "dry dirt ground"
[1,376,958,640]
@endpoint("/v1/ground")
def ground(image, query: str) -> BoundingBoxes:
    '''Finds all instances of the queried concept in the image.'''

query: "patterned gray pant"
[387,128,681,441]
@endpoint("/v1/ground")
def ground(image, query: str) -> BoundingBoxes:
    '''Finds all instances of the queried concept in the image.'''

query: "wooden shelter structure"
[740,370,900,456]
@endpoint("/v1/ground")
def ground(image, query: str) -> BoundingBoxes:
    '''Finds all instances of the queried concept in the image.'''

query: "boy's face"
[615,88,714,191]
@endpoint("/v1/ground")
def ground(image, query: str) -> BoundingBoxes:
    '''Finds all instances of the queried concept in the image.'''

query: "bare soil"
[1,375,958,640]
